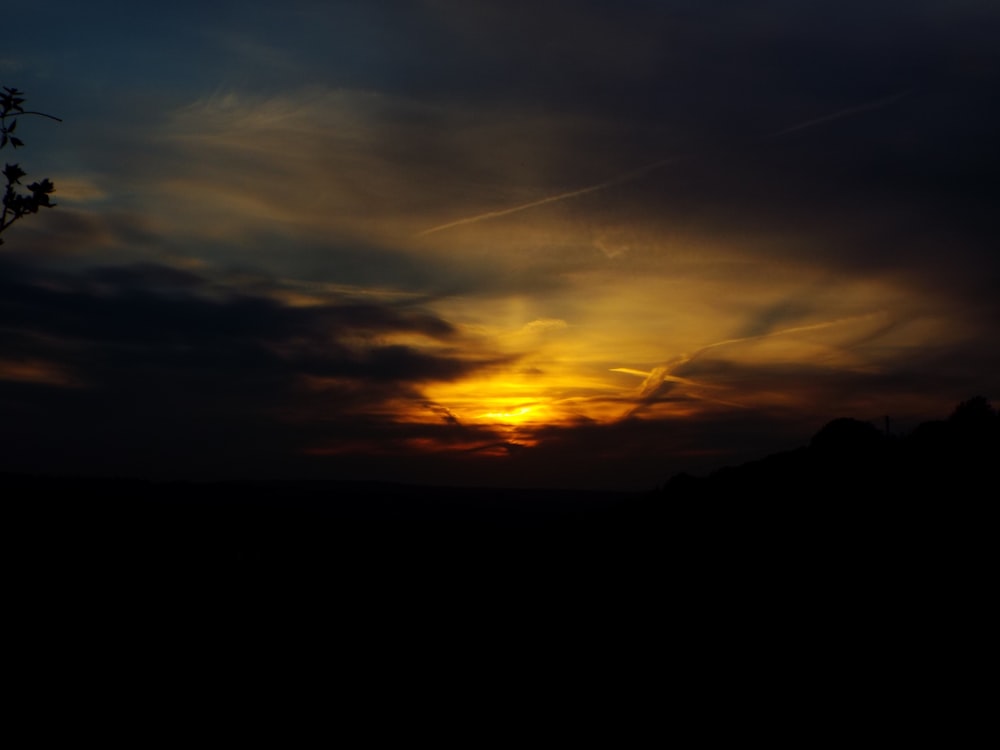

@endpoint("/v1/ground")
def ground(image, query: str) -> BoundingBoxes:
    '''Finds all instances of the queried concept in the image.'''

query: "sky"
[1,1,997,490]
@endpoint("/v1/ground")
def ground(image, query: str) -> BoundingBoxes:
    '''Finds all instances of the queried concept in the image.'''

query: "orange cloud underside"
[355,301,949,457]
[0,359,79,387]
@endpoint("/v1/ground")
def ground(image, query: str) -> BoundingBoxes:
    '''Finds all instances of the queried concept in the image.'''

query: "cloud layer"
[2,1,998,488]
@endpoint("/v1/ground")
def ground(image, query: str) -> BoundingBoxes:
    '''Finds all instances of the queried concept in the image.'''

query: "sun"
[477,403,543,426]
[419,373,565,446]
[418,361,631,441]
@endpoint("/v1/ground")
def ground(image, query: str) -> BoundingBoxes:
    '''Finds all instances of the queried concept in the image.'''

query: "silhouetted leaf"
[3,164,26,183]
[1,85,60,243]
[28,178,54,194]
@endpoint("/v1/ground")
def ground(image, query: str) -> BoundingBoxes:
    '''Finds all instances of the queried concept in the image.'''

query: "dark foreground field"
[6,461,990,592]
[6,452,992,740]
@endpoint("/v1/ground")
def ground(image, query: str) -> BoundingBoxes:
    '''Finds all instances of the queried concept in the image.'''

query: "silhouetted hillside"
[661,396,998,501]
[6,397,994,602]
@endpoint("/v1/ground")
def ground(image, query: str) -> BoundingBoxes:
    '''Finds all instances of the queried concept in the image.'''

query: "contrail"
[765,89,912,139]
[417,90,912,237]
[615,312,886,417]
[417,156,686,237]
[609,367,701,393]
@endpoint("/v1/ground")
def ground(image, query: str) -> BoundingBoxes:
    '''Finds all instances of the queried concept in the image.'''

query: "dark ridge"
[659,395,998,502]
[5,397,994,602]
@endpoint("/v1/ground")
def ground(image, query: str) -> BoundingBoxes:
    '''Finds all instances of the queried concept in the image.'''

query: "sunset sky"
[2,1,997,490]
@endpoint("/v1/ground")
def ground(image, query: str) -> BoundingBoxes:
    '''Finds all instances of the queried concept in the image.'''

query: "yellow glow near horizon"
[416,357,640,451]
[479,404,534,422]
[425,374,564,431]
[410,281,929,452]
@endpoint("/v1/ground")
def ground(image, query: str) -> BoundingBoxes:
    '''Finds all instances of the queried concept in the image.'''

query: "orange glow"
[479,404,536,423]
[0,359,79,388]
[417,364,634,452]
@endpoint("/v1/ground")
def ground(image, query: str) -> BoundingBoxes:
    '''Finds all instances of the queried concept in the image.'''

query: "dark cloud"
[0,259,461,348]
[0,258,504,479]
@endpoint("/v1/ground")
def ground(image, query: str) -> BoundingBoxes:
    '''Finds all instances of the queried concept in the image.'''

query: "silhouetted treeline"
[660,396,998,502]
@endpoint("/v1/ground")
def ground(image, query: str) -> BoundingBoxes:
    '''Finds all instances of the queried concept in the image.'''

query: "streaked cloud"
[47,176,108,204]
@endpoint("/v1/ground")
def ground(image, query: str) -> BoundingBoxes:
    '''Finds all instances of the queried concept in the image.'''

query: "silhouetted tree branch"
[1,86,61,245]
